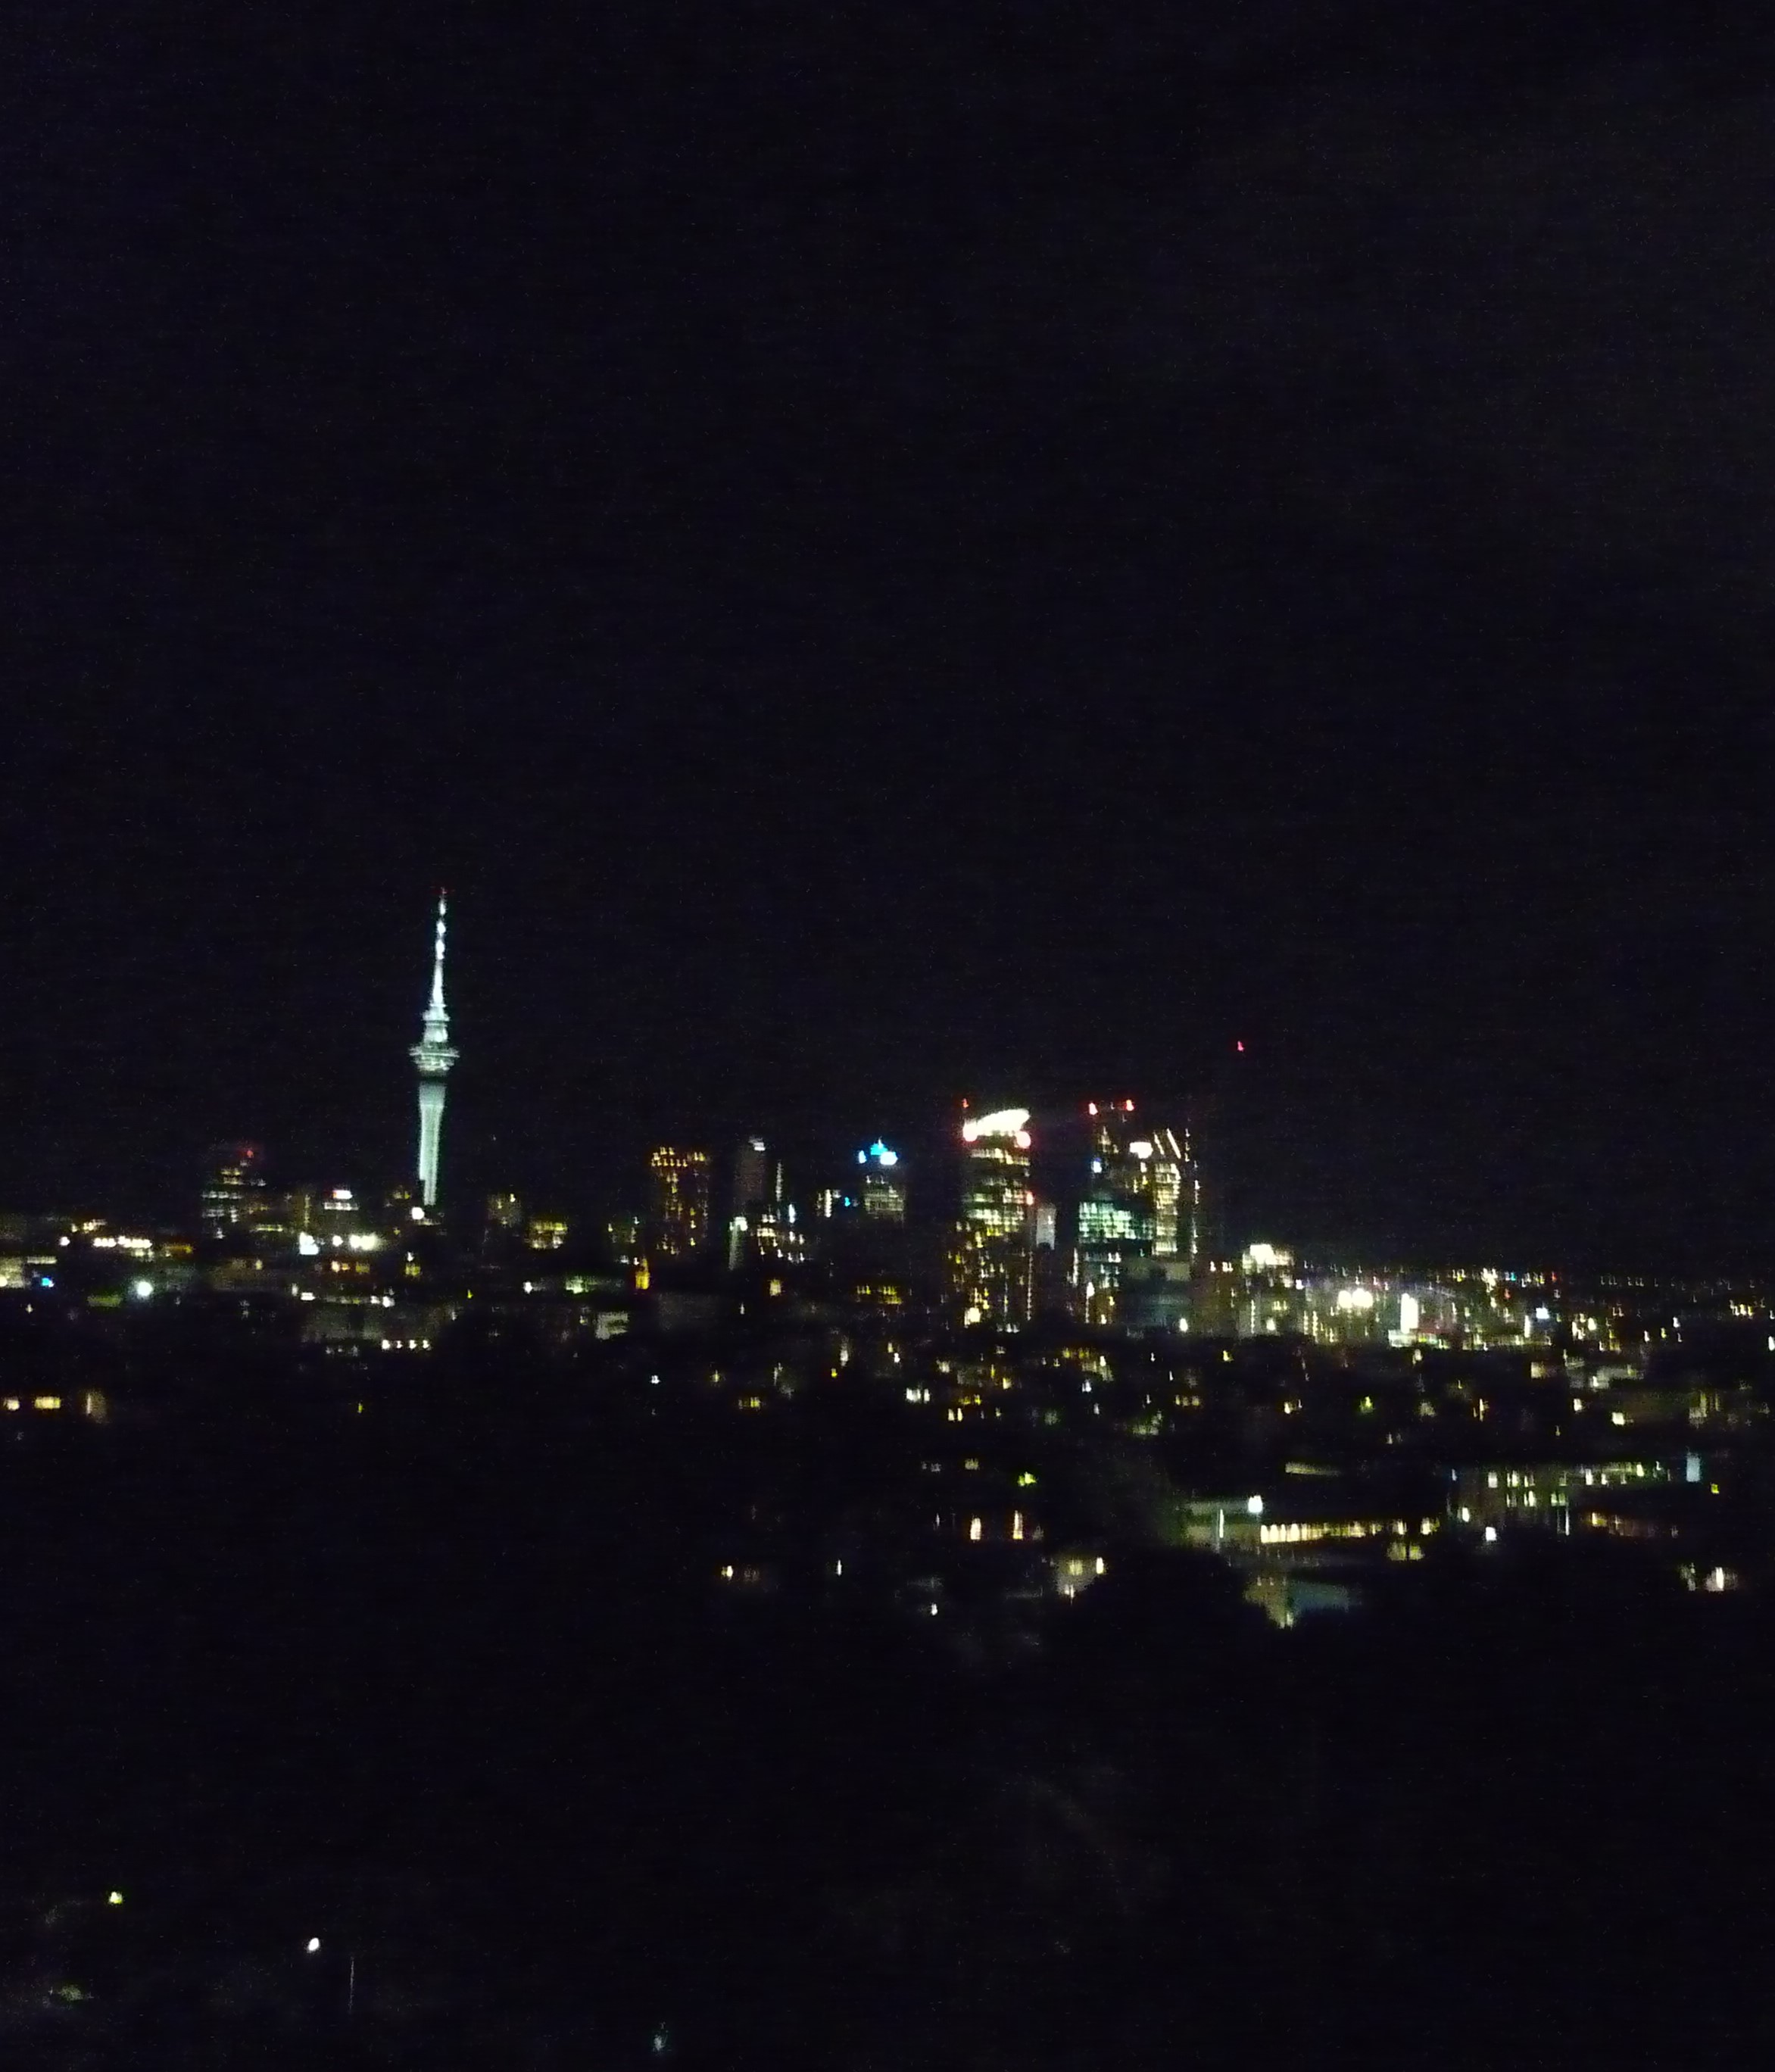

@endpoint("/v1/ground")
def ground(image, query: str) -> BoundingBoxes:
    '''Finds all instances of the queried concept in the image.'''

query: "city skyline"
[0,897,1739,1280]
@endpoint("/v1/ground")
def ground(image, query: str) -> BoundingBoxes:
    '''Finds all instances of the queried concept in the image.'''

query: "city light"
[961,1106,1031,1143]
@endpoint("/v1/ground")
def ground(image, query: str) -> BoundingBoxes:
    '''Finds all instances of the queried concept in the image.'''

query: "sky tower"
[408,892,459,1209]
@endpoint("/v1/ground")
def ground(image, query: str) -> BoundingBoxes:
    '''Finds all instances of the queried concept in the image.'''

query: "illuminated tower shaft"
[408,894,459,1209]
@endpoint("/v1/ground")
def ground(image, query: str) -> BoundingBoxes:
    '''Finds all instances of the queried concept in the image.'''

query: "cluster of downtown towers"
[405,900,1202,1332]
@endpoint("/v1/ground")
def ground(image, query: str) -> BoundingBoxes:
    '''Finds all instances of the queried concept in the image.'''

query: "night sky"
[5,4,1775,1267]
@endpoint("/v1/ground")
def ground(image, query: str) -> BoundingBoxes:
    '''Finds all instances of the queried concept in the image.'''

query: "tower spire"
[428,889,449,1019]
[409,890,460,1210]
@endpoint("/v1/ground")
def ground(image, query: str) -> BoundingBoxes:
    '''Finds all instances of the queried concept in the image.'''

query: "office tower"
[827,1143,916,1314]
[201,1143,267,1237]
[726,1135,772,1268]
[1072,1104,1199,1325]
[1144,1123,1199,1262]
[408,892,459,1210]
[856,1140,908,1222]
[647,1147,712,1260]
[293,1185,376,1253]
[732,1137,771,1219]
[1073,1104,1153,1325]
[725,1136,803,1267]
[949,1107,1036,1329]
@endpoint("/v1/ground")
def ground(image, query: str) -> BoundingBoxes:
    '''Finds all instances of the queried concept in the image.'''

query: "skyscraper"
[856,1140,908,1223]
[722,1137,806,1268]
[726,1135,771,1268]
[647,1147,712,1259]
[823,1141,914,1313]
[408,893,459,1211]
[1137,1122,1197,1262]
[732,1137,771,1220]
[949,1107,1035,1329]
[201,1142,267,1237]
[1073,1105,1199,1324]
